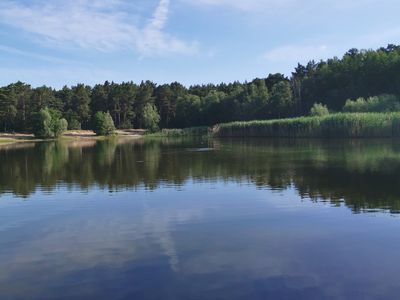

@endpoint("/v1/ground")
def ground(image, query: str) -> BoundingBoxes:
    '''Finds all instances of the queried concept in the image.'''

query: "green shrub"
[64,110,81,130]
[343,94,400,113]
[93,112,116,136]
[32,108,68,139]
[68,118,81,130]
[119,121,133,129]
[142,104,160,133]
[147,126,209,137]
[310,103,329,116]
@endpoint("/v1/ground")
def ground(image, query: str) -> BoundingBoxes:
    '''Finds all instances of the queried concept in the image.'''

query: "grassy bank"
[213,113,400,138]
[146,127,209,137]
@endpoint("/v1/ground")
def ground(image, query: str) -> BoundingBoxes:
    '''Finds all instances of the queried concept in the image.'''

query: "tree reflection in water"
[1,137,400,214]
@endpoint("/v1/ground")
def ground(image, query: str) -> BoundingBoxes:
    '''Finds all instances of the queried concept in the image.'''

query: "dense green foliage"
[142,103,160,133]
[93,112,116,136]
[32,108,68,139]
[147,126,209,137]
[310,103,329,116]
[343,94,400,113]
[1,44,400,132]
[213,112,400,138]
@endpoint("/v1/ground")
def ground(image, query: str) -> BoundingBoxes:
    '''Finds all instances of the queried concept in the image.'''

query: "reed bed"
[213,113,400,138]
[147,126,209,137]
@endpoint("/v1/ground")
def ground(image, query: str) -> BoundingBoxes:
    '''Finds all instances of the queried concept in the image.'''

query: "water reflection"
[1,137,400,213]
[2,138,400,299]
[2,185,400,300]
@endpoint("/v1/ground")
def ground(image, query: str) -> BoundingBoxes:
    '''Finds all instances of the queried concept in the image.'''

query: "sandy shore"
[0,129,145,145]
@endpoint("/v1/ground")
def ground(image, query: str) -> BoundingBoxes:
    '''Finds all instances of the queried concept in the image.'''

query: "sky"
[0,0,399,88]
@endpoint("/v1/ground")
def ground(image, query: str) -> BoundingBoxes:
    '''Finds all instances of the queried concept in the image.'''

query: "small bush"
[93,112,115,136]
[343,94,400,113]
[64,110,82,130]
[142,104,160,133]
[119,121,133,129]
[68,118,81,130]
[32,108,68,139]
[147,126,209,137]
[310,103,329,116]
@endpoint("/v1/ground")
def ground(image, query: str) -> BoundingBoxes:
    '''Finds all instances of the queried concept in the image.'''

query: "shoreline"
[0,129,145,145]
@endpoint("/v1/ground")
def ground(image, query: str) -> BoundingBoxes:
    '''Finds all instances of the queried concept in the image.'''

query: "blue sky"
[0,0,399,88]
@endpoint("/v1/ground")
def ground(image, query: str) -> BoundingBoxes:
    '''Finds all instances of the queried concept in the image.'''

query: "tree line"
[1,44,400,132]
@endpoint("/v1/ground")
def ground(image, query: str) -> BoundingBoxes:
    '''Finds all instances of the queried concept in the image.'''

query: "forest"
[1,44,400,133]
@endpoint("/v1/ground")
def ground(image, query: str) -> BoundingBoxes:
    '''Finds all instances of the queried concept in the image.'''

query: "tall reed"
[213,113,400,138]
[146,126,209,137]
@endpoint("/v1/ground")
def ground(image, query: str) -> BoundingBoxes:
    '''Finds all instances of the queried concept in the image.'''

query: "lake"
[1,137,400,299]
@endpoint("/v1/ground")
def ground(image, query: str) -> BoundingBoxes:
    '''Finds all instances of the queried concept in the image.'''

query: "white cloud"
[261,26,400,67]
[0,66,129,88]
[0,45,84,65]
[188,0,266,11]
[359,28,400,48]
[137,0,198,56]
[183,0,295,12]
[262,45,331,64]
[259,44,338,75]
[0,0,198,56]
[184,0,398,14]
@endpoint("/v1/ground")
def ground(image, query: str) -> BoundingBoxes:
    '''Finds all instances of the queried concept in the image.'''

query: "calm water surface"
[1,137,400,299]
